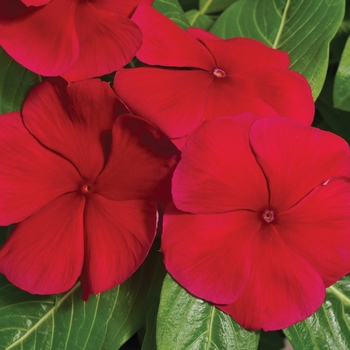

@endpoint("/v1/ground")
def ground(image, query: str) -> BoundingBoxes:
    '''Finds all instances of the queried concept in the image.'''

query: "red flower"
[161,114,350,330]
[0,0,153,81]
[0,79,179,299]
[113,4,314,149]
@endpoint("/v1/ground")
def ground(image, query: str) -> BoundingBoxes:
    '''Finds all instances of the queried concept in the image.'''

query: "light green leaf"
[0,48,41,114]
[157,274,259,350]
[283,275,350,350]
[211,0,345,99]
[153,0,190,30]
[333,36,350,111]
[199,0,238,14]
[0,240,165,350]
[186,9,215,30]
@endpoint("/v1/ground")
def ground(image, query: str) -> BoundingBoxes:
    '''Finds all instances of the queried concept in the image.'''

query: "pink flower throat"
[262,209,274,223]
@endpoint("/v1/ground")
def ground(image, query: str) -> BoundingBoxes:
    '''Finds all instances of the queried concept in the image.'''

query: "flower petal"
[187,27,222,41]
[0,112,82,225]
[162,204,260,304]
[202,37,290,73]
[277,177,350,287]
[234,67,314,125]
[21,0,52,6]
[62,3,142,82]
[132,3,214,69]
[23,79,119,180]
[94,115,180,202]
[218,224,325,331]
[203,77,279,121]
[0,0,79,76]
[91,0,154,17]
[0,193,85,295]
[114,68,213,138]
[173,115,269,214]
[81,194,157,299]
[249,117,350,211]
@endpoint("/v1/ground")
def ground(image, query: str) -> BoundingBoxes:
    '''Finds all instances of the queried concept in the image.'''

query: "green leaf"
[0,240,165,349]
[157,274,260,350]
[211,0,345,99]
[283,275,350,350]
[186,9,215,30]
[0,226,13,247]
[333,36,350,111]
[316,75,350,144]
[179,0,199,11]
[153,0,190,30]
[141,302,159,350]
[199,0,238,14]
[0,48,41,114]
[257,331,285,350]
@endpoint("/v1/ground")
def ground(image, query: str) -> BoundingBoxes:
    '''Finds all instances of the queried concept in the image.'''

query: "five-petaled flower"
[0,78,179,299]
[162,114,350,330]
[114,4,314,149]
[0,0,153,81]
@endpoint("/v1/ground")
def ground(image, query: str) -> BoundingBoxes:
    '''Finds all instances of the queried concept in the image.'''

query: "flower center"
[79,183,92,195]
[262,209,274,223]
[213,68,226,78]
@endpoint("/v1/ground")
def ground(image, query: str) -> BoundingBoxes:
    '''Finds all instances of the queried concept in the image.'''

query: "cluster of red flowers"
[1,0,350,331]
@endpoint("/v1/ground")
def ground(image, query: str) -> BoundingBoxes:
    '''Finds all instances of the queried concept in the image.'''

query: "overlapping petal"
[202,77,279,122]
[23,79,119,180]
[132,3,215,69]
[172,115,268,214]
[234,68,314,125]
[218,224,325,331]
[94,115,180,202]
[0,0,79,76]
[187,27,222,41]
[162,204,260,304]
[21,0,52,6]
[0,193,85,294]
[277,177,350,287]
[250,117,350,211]
[114,69,213,138]
[202,37,290,73]
[0,112,82,225]
[81,194,157,299]
[91,0,154,17]
[62,3,142,82]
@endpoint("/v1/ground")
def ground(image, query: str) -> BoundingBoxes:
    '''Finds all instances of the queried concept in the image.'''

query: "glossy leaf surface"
[157,274,260,350]
[283,275,350,350]
[0,240,165,349]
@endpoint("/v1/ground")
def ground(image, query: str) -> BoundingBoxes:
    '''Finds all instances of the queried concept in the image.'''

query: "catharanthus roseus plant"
[162,114,350,330]
[114,4,314,149]
[0,0,349,349]
[0,0,153,81]
[0,78,179,299]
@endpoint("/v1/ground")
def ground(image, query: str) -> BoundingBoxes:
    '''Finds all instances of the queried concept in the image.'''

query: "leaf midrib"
[273,0,292,48]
